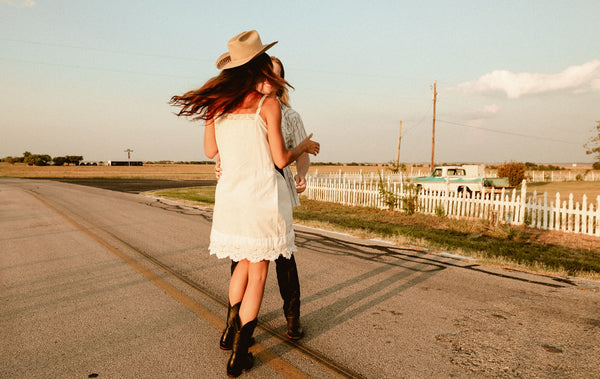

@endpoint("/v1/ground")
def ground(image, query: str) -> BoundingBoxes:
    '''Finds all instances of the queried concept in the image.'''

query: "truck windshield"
[447,169,466,176]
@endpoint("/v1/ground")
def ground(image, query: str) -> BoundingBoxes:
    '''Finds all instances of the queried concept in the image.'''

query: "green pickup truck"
[411,166,510,194]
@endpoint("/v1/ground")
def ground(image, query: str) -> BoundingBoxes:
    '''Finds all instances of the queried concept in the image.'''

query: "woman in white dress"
[170,30,319,377]
[216,56,310,344]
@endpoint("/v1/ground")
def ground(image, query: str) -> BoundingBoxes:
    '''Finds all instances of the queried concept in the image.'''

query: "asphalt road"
[30,177,217,193]
[1,178,599,378]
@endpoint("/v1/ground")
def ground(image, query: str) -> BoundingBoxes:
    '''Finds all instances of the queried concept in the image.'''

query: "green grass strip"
[294,199,600,275]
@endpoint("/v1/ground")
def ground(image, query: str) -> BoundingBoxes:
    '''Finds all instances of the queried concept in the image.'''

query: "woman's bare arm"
[262,97,319,168]
[204,119,218,159]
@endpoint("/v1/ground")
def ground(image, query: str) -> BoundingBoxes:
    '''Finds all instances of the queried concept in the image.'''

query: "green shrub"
[434,205,446,218]
[377,174,399,210]
[400,183,419,215]
[497,162,526,187]
[386,161,405,174]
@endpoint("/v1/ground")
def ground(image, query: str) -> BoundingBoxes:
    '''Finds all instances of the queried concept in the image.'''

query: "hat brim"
[215,41,278,70]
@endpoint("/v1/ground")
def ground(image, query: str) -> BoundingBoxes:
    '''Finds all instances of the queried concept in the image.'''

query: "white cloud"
[457,60,600,99]
[475,104,500,118]
[2,0,35,7]
[459,104,500,127]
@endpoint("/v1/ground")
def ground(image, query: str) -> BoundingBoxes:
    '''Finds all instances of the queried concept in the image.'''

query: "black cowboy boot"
[286,316,304,340]
[226,318,258,377]
[220,302,256,350]
[275,255,304,340]
[220,302,240,350]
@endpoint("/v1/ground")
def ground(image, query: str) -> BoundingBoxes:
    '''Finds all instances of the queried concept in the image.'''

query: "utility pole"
[124,148,133,177]
[431,81,437,173]
[124,148,133,164]
[396,120,402,167]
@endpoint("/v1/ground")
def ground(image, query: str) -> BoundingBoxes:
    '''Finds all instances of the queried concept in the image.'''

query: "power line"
[437,119,581,145]
[0,37,210,62]
[1,38,412,81]
[0,57,198,79]
[402,102,432,136]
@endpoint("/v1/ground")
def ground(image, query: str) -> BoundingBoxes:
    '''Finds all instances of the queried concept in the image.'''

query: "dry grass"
[0,162,217,180]
[525,181,600,204]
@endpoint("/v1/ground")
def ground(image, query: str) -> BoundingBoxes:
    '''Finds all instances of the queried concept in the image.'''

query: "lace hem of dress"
[209,229,297,263]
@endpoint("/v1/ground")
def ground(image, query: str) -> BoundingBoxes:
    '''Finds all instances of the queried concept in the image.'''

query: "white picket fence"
[311,169,600,182]
[304,176,600,237]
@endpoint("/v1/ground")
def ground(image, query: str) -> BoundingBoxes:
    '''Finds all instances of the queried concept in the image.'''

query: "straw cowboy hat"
[216,30,277,70]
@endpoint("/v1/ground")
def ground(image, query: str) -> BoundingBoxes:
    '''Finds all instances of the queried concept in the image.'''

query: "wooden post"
[396,121,402,167]
[431,81,437,172]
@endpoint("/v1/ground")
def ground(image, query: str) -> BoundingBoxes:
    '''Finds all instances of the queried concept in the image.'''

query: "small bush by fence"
[304,176,600,237]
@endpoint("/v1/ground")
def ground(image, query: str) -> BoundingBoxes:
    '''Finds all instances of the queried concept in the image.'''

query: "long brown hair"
[270,56,290,107]
[170,53,292,121]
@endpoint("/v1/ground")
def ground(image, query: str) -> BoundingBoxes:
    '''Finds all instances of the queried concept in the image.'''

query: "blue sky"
[1,0,599,164]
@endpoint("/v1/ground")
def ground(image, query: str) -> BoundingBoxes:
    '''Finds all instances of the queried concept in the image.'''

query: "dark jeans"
[230,254,301,318]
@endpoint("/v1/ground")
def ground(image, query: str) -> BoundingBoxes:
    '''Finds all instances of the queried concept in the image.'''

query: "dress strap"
[255,94,268,117]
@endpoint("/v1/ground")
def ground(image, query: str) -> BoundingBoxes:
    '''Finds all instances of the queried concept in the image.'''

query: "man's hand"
[300,133,320,155]
[294,174,306,193]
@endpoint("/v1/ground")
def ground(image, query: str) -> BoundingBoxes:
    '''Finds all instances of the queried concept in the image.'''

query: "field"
[0,162,217,180]
[525,181,600,205]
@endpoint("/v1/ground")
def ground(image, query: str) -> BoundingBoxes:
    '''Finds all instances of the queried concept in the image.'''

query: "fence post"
[567,193,574,232]
[444,178,450,215]
[554,193,561,230]
[543,191,549,230]
[582,194,588,234]
[596,196,600,237]
[518,179,527,225]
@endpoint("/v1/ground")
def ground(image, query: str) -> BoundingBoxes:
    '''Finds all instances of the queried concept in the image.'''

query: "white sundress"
[209,95,297,262]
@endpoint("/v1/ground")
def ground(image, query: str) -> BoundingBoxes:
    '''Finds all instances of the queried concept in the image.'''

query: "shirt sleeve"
[282,107,308,149]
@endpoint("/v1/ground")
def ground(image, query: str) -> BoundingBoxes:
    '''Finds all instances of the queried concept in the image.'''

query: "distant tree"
[65,155,83,165]
[24,154,52,166]
[584,121,600,168]
[497,162,526,186]
[23,151,31,158]
[52,156,67,166]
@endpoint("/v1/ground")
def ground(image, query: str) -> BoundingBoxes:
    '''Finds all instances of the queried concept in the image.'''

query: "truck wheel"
[457,186,473,197]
